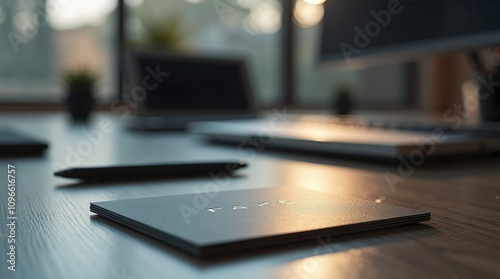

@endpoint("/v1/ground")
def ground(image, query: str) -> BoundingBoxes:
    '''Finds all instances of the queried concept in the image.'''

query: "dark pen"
[54,161,247,181]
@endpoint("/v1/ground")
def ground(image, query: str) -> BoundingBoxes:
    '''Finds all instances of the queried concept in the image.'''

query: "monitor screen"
[320,0,500,67]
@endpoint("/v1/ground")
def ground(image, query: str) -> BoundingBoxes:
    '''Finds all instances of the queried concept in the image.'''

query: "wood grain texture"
[0,112,499,279]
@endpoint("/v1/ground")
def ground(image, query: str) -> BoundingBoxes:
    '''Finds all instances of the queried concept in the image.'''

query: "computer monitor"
[320,0,500,68]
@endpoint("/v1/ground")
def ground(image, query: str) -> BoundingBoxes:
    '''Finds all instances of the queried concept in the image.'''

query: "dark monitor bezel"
[319,13,500,70]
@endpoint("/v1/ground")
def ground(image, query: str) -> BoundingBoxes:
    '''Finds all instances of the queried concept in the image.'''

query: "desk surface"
[1,112,499,279]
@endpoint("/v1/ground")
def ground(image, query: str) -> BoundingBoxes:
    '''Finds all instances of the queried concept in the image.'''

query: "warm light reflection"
[375,197,386,203]
[299,128,339,142]
[294,0,324,28]
[280,161,358,196]
[48,0,117,30]
[278,249,368,279]
[280,256,334,279]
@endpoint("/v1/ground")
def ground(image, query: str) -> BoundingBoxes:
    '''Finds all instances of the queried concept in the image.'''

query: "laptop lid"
[125,49,257,117]
[0,128,48,156]
[188,117,500,160]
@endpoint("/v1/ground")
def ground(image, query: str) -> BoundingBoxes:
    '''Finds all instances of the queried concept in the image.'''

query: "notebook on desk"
[90,187,430,257]
[188,114,500,161]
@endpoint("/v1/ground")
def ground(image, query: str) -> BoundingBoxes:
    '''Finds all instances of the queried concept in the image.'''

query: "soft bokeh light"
[304,0,326,4]
[375,197,386,203]
[294,0,324,28]
[461,79,481,123]
[243,17,259,35]
[244,0,281,35]
[13,12,38,37]
[48,0,117,30]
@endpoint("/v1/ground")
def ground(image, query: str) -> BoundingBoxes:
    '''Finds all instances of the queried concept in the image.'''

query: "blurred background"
[0,0,488,112]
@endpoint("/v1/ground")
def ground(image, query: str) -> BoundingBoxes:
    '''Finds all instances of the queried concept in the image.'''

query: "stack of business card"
[90,187,430,257]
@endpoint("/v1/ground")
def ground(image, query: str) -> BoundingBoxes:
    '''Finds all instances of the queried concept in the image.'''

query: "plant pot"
[66,93,94,122]
[335,95,352,115]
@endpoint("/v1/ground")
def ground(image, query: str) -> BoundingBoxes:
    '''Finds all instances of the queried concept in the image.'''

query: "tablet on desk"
[90,187,430,257]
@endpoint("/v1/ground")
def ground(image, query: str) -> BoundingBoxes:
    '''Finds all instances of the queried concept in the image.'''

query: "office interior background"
[2,1,500,278]
[0,0,486,111]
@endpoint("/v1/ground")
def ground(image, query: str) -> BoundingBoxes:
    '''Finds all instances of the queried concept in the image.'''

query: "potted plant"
[333,85,353,115]
[62,68,98,122]
[142,16,185,51]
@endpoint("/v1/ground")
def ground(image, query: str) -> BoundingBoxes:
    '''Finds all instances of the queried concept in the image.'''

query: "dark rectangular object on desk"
[90,187,430,257]
[125,50,257,130]
[55,161,247,180]
[0,129,48,156]
[188,116,500,161]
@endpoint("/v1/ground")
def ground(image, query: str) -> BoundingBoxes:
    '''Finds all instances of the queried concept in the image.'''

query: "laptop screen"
[132,52,253,112]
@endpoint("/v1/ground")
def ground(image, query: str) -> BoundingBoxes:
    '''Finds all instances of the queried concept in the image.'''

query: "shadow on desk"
[54,174,247,189]
[90,215,438,268]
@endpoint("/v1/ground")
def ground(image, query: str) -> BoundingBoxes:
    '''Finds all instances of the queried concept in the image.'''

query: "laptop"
[0,128,48,156]
[188,114,500,161]
[124,50,258,130]
[90,187,430,257]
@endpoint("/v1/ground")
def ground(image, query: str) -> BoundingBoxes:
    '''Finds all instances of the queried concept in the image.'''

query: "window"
[0,0,409,108]
[0,0,117,103]
[124,0,282,107]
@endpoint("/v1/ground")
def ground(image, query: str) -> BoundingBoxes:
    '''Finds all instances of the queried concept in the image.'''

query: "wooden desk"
[1,112,499,279]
